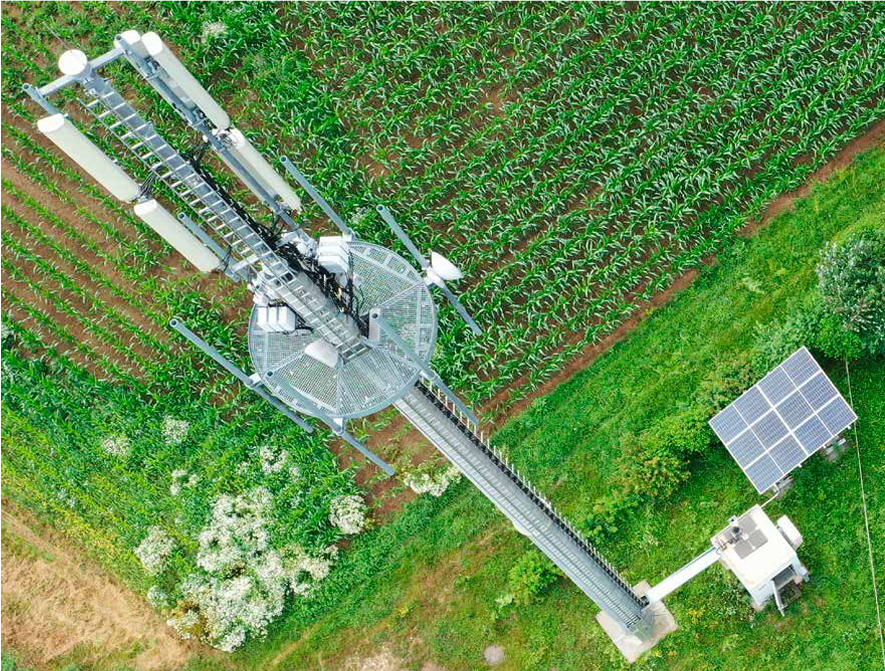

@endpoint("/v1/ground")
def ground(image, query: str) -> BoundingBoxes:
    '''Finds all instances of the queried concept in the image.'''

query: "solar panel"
[709,347,857,493]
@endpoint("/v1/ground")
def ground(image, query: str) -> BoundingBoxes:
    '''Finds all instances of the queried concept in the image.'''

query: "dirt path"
[0,502,201,671]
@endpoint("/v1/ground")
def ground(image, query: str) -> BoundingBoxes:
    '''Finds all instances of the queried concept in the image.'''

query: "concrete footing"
[595,581,678,664]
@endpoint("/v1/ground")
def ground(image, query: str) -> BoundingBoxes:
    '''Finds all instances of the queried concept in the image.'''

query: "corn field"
[1,0,883,651]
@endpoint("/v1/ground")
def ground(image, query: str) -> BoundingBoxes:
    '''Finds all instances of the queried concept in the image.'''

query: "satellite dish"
[304,338,340,369]
[430,251,463,282]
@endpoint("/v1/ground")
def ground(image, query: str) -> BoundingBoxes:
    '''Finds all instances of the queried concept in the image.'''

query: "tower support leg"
[595,582,677,663]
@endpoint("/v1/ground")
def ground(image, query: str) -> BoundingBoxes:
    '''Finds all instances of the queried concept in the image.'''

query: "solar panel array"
[709,347,857,493]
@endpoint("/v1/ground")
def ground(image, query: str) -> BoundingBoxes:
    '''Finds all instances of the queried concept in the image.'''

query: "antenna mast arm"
[265,367,395,476]
[280,157,354,237]
[169,318,314,433]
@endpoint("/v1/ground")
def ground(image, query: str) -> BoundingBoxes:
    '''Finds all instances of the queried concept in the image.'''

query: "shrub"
[328,494,368,535]
[506,549,562,606]
[815,229,885,356]
[403,464,462,497]
[162,417,190,446]
[812,310,866,360]
[135,526,176,576]
[751,303,820,371]
[100,433,131,459]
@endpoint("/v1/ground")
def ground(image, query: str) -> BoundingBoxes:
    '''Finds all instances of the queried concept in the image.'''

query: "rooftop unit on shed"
[713,505,808,614]
[25,30,677,661]
[643,504,809,618]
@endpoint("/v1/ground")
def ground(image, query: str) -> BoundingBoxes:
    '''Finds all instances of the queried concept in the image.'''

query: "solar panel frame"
[709,347,857,493]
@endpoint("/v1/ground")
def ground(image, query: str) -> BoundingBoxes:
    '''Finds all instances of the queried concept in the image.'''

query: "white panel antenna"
[225,128,303,211]
[37,114,141,202]
[140,31,231,130]
[133,199,221,272]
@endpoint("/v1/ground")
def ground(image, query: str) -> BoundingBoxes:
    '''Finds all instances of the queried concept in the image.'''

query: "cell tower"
[26,32,673,655]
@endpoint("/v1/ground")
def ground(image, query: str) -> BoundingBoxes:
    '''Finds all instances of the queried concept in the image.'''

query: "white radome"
[304,338,340,369]
[58,49,89,76]
[430,251,463,282]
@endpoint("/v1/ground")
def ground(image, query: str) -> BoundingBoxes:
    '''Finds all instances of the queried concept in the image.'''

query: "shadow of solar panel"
[801,372,839,410]
[770,435,804,472]
[818,397,857,434]
[782,347,820,385]
[745,455,782,492]
[794,416,830,454]
[709,405,747,444]
[752,411,788,446]
[727,430,766,466]
[733,386,769,422]
[758,367,795,404]
[776,391,814,429]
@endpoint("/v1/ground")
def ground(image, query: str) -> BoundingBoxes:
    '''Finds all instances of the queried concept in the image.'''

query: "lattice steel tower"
[26,32,655,642]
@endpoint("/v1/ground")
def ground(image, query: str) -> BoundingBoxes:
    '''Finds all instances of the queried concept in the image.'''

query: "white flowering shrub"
[201,20,227,42]
[163,417,190,446]
[180,569,285,651]
[167,610,199,640]
[404,465,462,498]
[328,494,368,535]
[135,526,176,575]
[284,544,338,596]
[170,469,199,497]
[197,488,272,574]
[258,444,289,474]
[147,585,171,609]
[101,433,131,458]
[169,487,340,651]
[56,487,78,509]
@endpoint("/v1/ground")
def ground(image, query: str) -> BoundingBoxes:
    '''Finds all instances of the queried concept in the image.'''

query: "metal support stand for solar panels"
[26,32,681,662]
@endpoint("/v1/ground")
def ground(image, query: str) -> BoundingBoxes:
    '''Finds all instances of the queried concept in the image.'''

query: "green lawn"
[220,147,884,671]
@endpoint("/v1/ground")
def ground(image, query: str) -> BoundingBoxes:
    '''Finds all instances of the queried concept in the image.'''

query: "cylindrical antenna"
[223,129,302,212]
[133,199,221,272]
[37,114,141,202]
[140,32,230,130]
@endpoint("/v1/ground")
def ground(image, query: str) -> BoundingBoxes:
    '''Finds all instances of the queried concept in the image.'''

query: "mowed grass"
[215,148,884,671]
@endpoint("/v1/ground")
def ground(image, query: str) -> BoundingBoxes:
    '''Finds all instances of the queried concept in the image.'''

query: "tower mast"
[25,32,657,646]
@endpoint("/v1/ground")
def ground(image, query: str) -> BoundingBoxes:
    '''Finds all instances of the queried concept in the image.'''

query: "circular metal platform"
[248,241,438,420]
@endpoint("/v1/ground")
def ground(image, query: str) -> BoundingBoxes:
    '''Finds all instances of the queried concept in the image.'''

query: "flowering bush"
[404,464,462,497]
[328,494,368,535]
[147,585,171,609]
[258,444,289,475]
[100,433,131,458]
[168,487,341,651]
[284,544,338,596]
[167,610,199,640]
[170,469,199,497]
[180,569,286,651]
[163,417,190,446]
[135,526,176,575]
[196,488,272,574]
[815,230,885,357]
